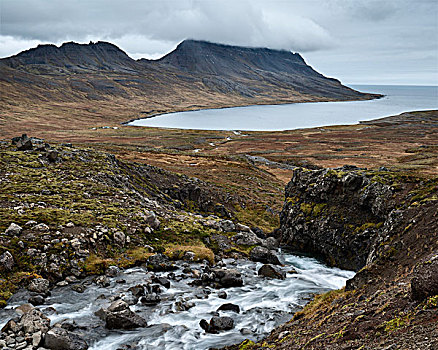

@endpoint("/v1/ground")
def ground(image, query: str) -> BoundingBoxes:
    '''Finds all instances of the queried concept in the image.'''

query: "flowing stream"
[0,253,354,350]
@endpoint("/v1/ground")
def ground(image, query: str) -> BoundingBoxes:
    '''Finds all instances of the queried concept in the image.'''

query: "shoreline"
[122,93,383,127]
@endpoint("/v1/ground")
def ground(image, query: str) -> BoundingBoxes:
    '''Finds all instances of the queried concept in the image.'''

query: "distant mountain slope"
[158,40,359,99]
[0,40,379,136]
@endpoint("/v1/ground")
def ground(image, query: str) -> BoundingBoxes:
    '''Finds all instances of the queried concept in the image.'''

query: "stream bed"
[0,252,354,350]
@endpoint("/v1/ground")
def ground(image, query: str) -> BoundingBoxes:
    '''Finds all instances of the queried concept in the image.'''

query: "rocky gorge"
[1,132,437,350]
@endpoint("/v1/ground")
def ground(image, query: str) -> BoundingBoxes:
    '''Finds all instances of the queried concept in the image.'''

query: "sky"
[0,0,437,85]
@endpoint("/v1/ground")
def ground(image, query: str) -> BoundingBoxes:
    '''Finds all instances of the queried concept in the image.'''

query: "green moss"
[238,340,255,350]
[382,313,412,332]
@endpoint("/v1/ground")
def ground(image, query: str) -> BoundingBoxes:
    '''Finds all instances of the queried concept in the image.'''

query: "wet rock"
[411,255,438,301]
[218,291,227,299]
[146,254,175,271]
[20,308,50,334]
[71,284,86,293]
[258,264,286,280]
[140,293,161,306]
[94,275,110,287]
[106,265,120,277]
[183,251,196,261]
[252,227,266,239]
[152,276,170,289]
[174,300,195,311]
[128,285,145,298]
[27,278,50,295]
[0,251,15,271]
[108,300,129,312]
[15,303,34,315]
[4,222,22,236]
[44,326,88,350]
[217,303,240,313]
[200,316,234,333]
[105,308,147,330]
[250,246,281,265]
[263,237,279,250]
[211,268,243,288]
[28,295,45,306]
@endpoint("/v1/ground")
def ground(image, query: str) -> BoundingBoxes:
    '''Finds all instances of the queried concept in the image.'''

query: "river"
[0,252,354,350]
[129,85,438,131]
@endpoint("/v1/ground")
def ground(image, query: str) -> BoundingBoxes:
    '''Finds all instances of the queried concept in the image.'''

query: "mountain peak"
[3,41,136,72]
[159,39,308,76]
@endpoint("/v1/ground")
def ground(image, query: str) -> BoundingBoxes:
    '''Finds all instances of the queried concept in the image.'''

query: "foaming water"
[128,85,438,131]
[0,253,354,350]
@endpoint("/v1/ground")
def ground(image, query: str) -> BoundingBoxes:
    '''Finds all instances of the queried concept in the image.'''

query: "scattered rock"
[140,294,161,306]
[217,303,240,313]
[28,295,45,306]
[4,223,22,236]
[27,278,50,295]
[152,276,170,289]
[411,255,438,301]
[44,326,88,350]
[258,264,286,280]
[146,254,175,271]
[71,284,86,293]
[0,251,15,271]
[219,220,235,232]
[218,291,227,299]
[113,231,126,246]
[233,231,262,246]
[250,246,282,265]
[200,316,234,333]
[105,308,147,330]
[211,268,243,288]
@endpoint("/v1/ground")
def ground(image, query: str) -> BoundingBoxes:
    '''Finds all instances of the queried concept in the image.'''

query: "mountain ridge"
[0,39,380,137]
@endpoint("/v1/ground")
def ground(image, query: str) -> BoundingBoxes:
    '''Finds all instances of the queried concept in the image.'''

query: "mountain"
[0,40,379,136]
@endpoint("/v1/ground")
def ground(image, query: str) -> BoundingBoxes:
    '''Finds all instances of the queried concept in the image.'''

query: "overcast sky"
[1,0,437,85]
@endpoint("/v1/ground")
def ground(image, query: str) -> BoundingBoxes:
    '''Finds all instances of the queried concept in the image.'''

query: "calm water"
[129,85,438,131]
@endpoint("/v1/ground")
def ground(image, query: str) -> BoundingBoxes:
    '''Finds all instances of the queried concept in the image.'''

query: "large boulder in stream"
[200,316,234,333]
[250,246,282,265]
[104,300,147,330]
[258,264,286,280]
[44,326,88,350]
[211,268,243,288]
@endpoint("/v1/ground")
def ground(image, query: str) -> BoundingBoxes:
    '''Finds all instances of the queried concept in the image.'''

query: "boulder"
[105,308,147,330]
[113,231,126,246]
[219,220,235,232]
[250,246,281,265]
[217,303,240,313]
[44,327,88,350]
[212,268,243,288]
[236,223,251,232]
[152,276,170,289]
[27,278,50,295]
[258,264,286,280]
[233,232,262,246]
[28,295,45,306]
[4,223,22,236]
[0,251,15,270]
[13,134,33,151]
[20,309,50,334]
[107,300,129,313]
[146,254,175,271]
[411,255,438,301]
[200,316,234,333]
[140,293,161,306]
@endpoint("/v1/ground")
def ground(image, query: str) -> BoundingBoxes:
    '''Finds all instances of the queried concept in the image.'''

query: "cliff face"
[277,166,400,271]
[225,167,438,350]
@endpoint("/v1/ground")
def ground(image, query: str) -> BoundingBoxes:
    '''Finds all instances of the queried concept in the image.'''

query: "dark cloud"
[0,0,437,84]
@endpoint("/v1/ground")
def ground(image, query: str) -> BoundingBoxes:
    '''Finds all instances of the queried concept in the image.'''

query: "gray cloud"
[0,0,437,85]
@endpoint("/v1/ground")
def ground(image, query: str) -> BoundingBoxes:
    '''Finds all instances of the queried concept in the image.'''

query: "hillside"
[0,40,379,138]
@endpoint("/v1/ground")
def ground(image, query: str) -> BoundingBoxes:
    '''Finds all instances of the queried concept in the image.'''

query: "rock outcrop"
[277,166,399,271]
